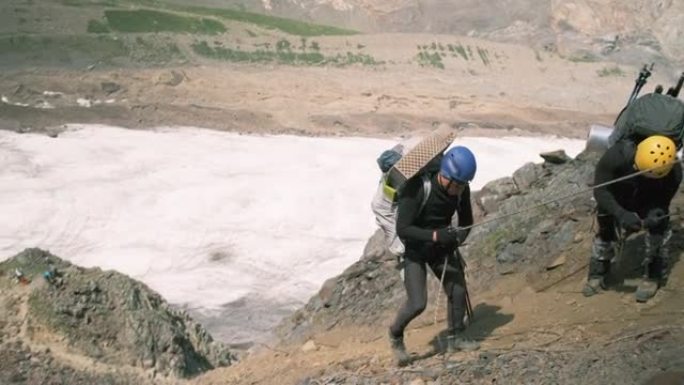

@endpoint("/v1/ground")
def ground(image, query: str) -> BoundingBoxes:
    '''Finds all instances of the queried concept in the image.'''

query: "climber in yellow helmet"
[584,135,682,302]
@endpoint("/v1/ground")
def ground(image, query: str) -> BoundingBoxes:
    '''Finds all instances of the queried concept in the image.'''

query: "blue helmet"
[439,146,476,183]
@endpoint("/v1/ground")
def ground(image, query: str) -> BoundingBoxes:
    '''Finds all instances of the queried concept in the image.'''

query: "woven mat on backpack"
[388,127,456,185]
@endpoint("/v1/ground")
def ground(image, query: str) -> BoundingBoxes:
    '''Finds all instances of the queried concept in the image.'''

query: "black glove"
[618,211,642,232]
[435,227,460,246]
[643,208,667,229]
[456,228,470,245]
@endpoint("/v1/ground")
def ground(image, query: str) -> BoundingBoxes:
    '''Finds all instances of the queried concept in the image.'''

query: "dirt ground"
[193,252,684,385]
[1,31,665,141]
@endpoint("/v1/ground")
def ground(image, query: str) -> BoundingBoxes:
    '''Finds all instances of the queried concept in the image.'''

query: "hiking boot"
[584,240,612,298]
[582,276,606,297]
[635,278,659,303]
[446,334,480,353]
[388,330,410,366]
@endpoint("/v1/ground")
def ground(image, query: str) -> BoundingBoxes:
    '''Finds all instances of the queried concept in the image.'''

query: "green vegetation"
[131,36,183,63]
[416,51,444,69]
[180,5,357,36]
[87,19,110,33]
[64,0,358,36]
[0,34,129,63]
[62,0,122,6]
[7,0,362,67]
[192,40,380,67]
[333,51,379,66]
[419,41,503,68]
[567,51,598,63]
[449,43,469,61]
[104,9,226,34]
[193,41,324,64]
[0,33,186,66]
[597,65,624,77]
[477,47,490,66]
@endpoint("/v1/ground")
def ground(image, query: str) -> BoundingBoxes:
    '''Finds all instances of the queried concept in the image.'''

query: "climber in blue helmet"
[388,145,479,366]
[439,145,477,194]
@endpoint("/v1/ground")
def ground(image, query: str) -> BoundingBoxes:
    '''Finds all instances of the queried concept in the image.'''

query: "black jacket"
[396,173,473,258]
[594,140,682,217]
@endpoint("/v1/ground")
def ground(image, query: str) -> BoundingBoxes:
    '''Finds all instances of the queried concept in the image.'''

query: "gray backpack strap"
[418,174,432,215]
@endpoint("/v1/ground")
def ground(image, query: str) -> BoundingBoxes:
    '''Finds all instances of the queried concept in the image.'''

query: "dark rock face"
[512,161,542,191]
[539,149,572,164]
[0,248,235,380]
[463,150,599,294]
[476,176,520,214]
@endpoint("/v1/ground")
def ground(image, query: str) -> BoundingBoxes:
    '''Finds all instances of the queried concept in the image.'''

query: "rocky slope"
[0,248,235,384]
[268,146,684,384]
[276,150,598,342]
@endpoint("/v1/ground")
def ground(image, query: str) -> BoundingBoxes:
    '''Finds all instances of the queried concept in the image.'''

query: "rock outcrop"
[0,248,235,383]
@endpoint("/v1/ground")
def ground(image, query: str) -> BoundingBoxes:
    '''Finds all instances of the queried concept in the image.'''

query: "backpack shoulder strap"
[418,174,432,215]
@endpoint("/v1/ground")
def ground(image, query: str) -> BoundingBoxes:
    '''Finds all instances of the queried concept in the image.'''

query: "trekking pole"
[433,251,474,325]
[459,252,474,322]
[615,63,654,126]
[629,63,653,105]
[464,282,473,322]
[667,72,684,98]
[434,255,448,325]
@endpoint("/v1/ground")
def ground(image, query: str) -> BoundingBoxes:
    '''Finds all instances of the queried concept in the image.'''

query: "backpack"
[371,148,442,257]
[609,93,684,147]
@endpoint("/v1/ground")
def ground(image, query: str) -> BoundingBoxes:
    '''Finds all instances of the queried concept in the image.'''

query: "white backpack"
[371,173,432,257]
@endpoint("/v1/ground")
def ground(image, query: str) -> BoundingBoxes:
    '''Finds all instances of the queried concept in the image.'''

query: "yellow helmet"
[634,135,677,178]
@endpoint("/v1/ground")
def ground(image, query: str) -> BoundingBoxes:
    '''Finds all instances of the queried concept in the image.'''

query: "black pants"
[591,205,671,279]
[390,250,466,337]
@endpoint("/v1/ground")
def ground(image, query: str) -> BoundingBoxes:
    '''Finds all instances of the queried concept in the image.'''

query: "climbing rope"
[459,161,679,232]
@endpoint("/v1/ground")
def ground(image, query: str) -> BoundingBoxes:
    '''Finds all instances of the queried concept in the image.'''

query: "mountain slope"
[197,148,684,384]
[191,0,684,69]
